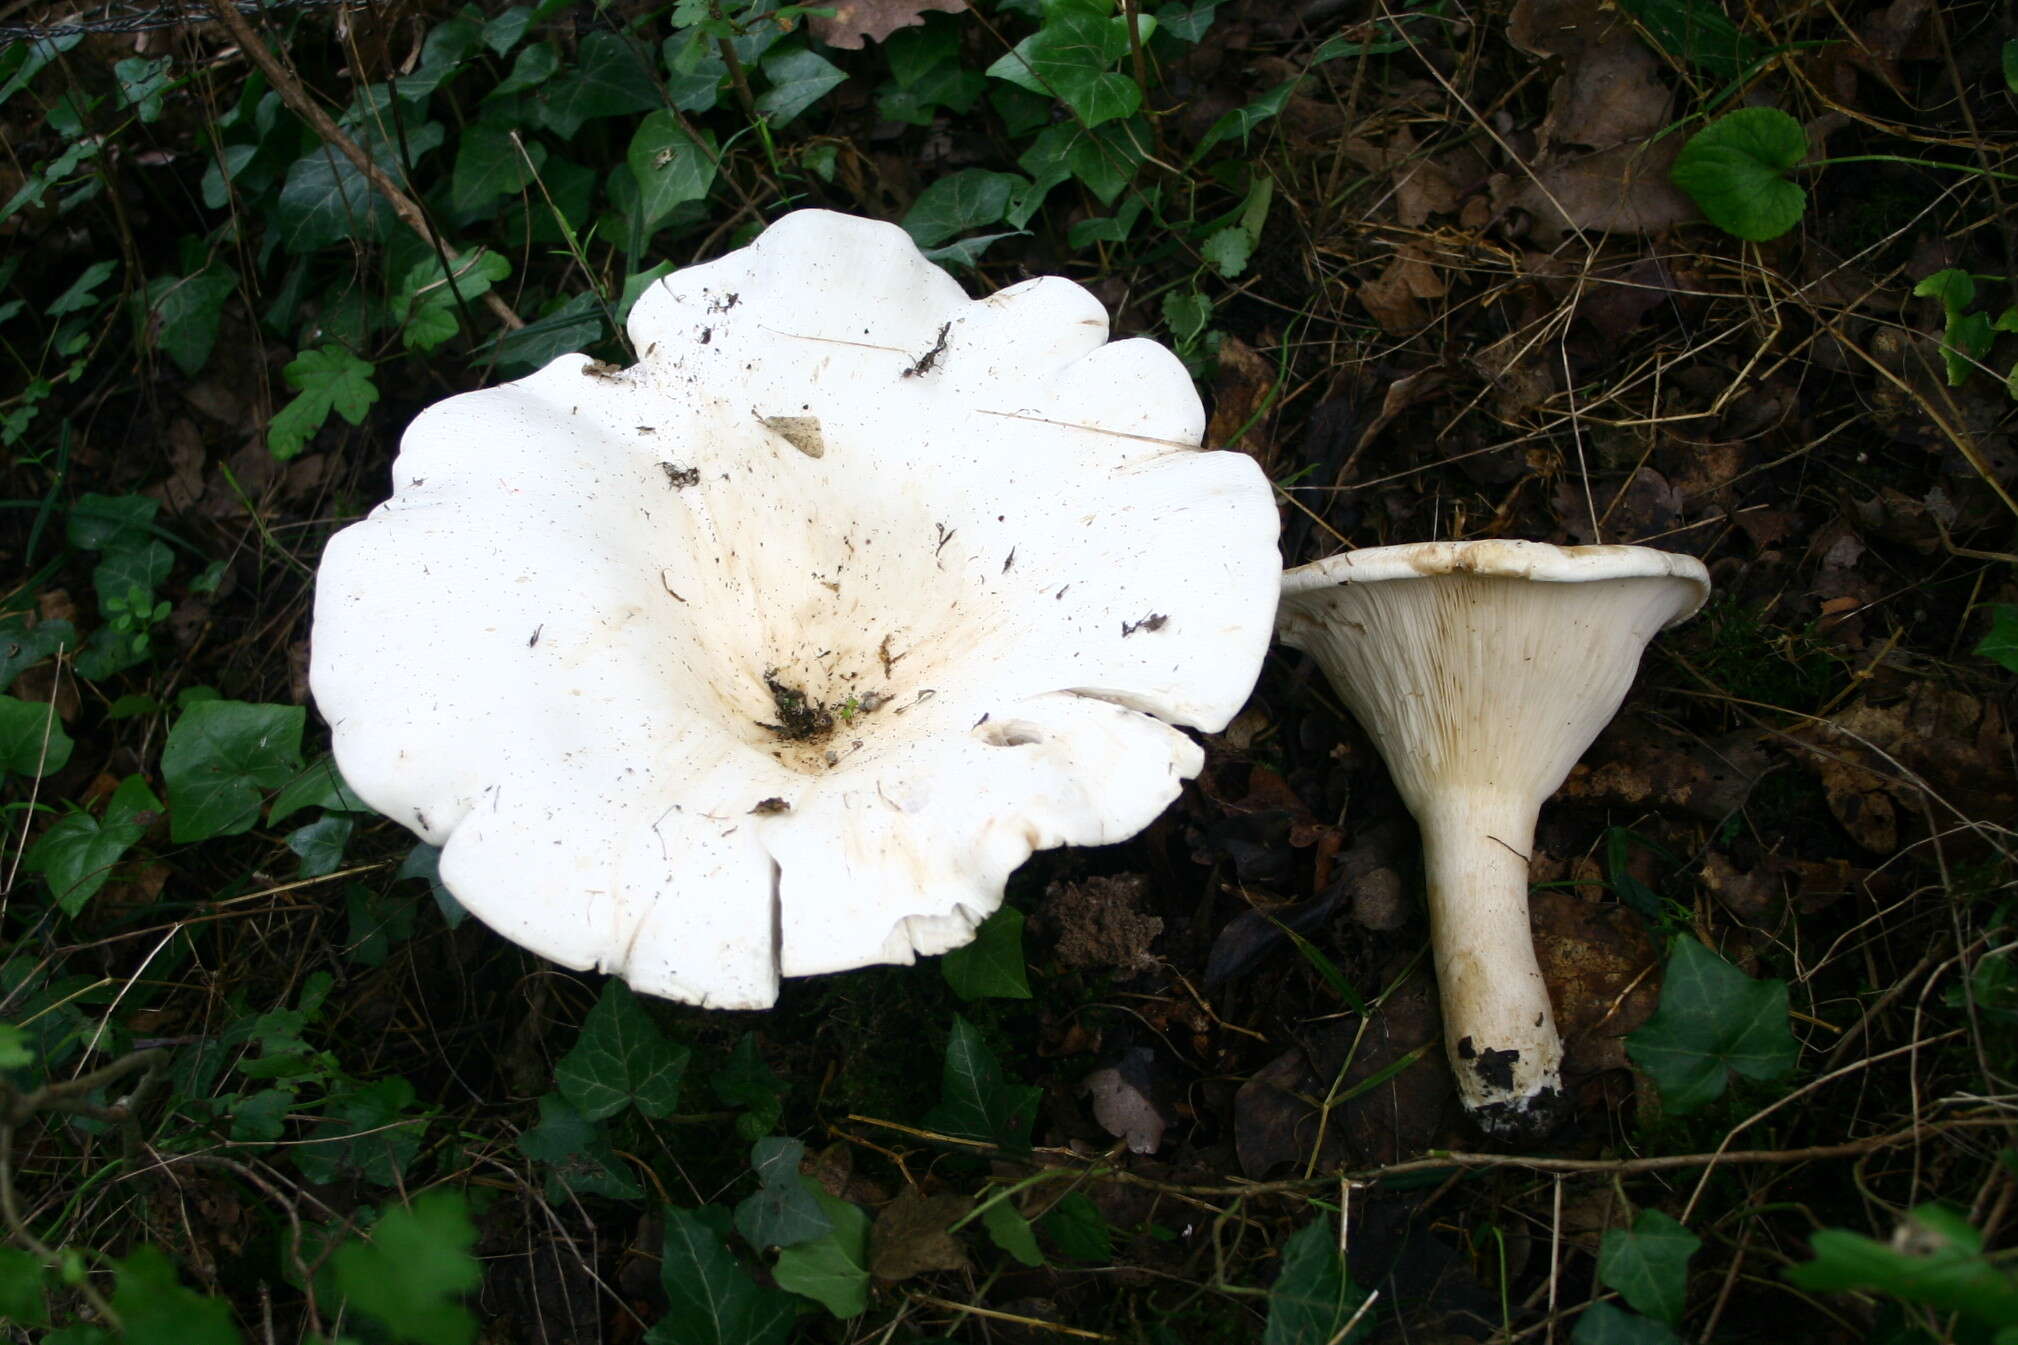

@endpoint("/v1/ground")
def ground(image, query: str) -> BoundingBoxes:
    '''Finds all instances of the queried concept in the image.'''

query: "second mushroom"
[1277,541,1710,1136]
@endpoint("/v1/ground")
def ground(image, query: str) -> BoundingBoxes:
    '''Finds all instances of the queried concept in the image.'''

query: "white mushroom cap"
[1277,540,1709,1136]
[310,210,1280,1010]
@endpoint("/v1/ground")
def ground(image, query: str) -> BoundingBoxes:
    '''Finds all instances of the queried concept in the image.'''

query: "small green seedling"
[1672,106,2018,243]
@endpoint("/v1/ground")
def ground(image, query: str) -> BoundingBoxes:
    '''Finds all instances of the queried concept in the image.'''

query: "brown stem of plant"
[1120,0,1166,164]
[0,1049,168,1330]
[718,37,759,122]
[843,1112,2011,1200]
[203,0,523,332]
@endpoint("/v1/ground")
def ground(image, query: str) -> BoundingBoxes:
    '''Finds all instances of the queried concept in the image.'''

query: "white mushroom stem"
[1418,793,1559,1115]
[1277,541,1710,1137]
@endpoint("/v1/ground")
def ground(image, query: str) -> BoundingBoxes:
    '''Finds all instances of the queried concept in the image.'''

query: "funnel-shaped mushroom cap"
[311,210,1280,1011]
[1277,540,1709,1134]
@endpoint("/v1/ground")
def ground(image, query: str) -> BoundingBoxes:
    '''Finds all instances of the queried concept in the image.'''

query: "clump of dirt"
[1038,873,1164,973]
[762,673,836,742]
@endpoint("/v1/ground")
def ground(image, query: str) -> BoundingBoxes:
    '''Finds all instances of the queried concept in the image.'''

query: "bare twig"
[203,0,522,333]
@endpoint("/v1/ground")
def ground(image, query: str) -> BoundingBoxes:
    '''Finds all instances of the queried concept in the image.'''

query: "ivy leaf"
[296,1076,427,1185]
[734,1138,832,1250]
[554,979,690,1121]
[0,614,75,691]
[0,1244,48,1327]
[1785,1204,2018,1329]
[979,1196,1045,1267]
[756,45,846,126]
[1939,309,1996,387]
[941,905,1031,1001]
[489,41,558,98]
[1669,106,1808,242]
[517,1093,645,1202]
[773,1186,871,1318]
[627,112,717,233]
[984,8,1144,128]
[926,230,1027,270]
[0,694,72,781]
[647,1208,798,1345]
[288,815,353,878]
[1264,1217,1371,1345]
[483,6,534,57]
[903,168,1024,248]
[47,260,118,316]
[268,753,372,826]
[536,31,659,139]
[67,491,155,550]
[144,270,235,376]
[1913,267,1975,313]
[113,55,173,121]
[1016,119,1143,205]
[329,1192,481,1345]
[161,699,306,842]
[1615,0,1763,81]
[1975,605,2018,674]
[397,249,512,353]
[92,539,172,613]
[923,1015,1040,1148]
[713,1033,787,1141]
[1041,1191,1113,1262]
[450,123,541,215]
[109,1246,242,1345]
[269,346,378,459]
[1626,936,1798,1113]
[1572,1302,1686,1345]
[1196,79,1295,155]
[273,124,444,253]
[487,291,604,376]
[345,885,418,966]
[25,774,163,916]
[228,1087,294,1142]
[1596,1211,1700,1326]
[398,841,467,929]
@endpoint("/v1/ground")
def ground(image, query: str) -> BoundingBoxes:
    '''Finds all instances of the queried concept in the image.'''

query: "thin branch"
[203,0,522,333]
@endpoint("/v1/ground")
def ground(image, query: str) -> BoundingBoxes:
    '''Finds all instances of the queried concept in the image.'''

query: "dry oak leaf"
[812,0,967,49]
[869,1187,972,1281]
[1542,35,1674,151]
[1357,245,1447,334]
[1493,140,1697,242]
[1507,0,1636,60]
[1530,889,1661,1076]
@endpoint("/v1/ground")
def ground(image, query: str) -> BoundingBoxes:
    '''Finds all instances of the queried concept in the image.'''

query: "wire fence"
[0,0,366,43]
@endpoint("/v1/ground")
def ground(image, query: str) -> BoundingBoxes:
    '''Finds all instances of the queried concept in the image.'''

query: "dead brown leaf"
[1543,36,1674,151]
[1495,140,1698,241]
[811,0,967,50]
[1208,333,1276,467]
[1797,683,2018,856]
[1234,1038,1342,1178]
[1358,245,1447,333]
[1563,723,1770,822]
[1507,0,1629,60]
[1576,257,1679,342]
[870,1187,971,1281]
[1531,890,1661,1075]
[1081,1048,1169,1155]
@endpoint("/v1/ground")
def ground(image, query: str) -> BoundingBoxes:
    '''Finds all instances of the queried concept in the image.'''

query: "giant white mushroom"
[310,210,1280,1010]
[1275,541,1710,1136]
